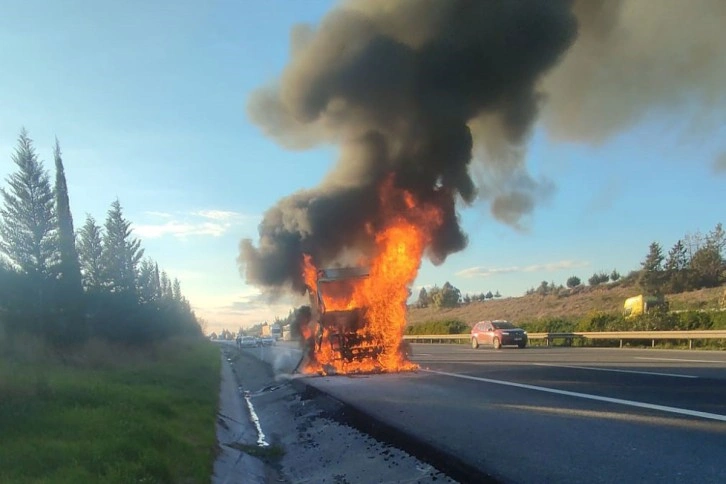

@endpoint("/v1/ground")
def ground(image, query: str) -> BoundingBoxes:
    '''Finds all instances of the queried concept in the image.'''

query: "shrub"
[588,272,610,286]
[675,311,713,330]
[520,318,577,333]
[633,310,679,331]
[710,311,726,329]
[577,312,623,331]
[566,276,581,288]
[405,319,469,335]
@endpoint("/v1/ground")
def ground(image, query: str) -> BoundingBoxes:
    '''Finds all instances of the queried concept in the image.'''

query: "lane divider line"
[635,357,726,364]
[422,369,726,422]
[532,363,698,379]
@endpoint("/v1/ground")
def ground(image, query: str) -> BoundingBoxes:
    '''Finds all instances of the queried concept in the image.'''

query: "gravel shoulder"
[213,343,457,484]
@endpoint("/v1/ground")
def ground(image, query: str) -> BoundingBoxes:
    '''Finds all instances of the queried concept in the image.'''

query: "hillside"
[406,283,725,327]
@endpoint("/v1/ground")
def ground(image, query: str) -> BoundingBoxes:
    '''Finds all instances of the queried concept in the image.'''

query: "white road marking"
[533,363,698,379]
[423,369,726,422]
[243,390,269,447]
[635,357,726,364]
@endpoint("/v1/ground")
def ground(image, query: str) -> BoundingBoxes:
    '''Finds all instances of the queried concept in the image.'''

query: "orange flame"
[300,177,443,375]
[302,254,319,295]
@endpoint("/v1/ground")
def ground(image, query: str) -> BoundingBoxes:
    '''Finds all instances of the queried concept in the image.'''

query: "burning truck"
[306,266,378,364]
[257,177,442,376]
[297,260,416,376]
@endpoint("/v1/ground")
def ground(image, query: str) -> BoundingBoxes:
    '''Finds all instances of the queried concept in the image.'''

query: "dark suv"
[471,320,527,350]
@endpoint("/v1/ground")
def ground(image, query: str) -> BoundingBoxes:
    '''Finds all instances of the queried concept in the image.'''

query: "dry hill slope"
[406,284,724,327]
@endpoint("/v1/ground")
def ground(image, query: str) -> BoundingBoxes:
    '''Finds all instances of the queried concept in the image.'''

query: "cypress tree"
[54,139,86,342]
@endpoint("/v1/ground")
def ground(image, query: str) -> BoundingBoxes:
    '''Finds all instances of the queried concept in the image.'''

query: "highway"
[297,344,726,483]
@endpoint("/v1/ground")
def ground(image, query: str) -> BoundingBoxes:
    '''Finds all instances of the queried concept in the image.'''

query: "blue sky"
[1,1,723,333]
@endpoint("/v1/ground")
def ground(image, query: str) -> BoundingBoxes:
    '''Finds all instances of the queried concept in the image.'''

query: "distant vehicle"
[471,320,527,350]
[281,324,292,341]
[239,336,257,348]
[623,294,668,319]
[259,336,276,346]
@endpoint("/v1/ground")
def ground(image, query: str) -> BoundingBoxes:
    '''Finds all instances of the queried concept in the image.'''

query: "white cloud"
[134,220,228,238]
[456,266,518,278]
[134,209,258,239]
[457,260,589,278]
[192,210,247,221]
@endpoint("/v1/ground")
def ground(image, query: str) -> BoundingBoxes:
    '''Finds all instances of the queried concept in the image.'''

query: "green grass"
[228,442,285,463]
[0,336,220,484]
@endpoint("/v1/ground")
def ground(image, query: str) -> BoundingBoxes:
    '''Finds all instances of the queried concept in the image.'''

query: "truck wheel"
[401,341,413,358]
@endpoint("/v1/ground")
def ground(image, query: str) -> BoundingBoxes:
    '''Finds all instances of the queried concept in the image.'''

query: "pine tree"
[639,242,665,295]
[101,200,143,294]
[153,263,162,300]
[707,223,725,255]
[690,245,723,288]
[160,270,172,299]
[77,215,105,291]
[663,240,688,292]
[138,258,161,304]
[566,276,581,288]
[665,240,687,272]
[416,287,429,308]
[432,281,461,308]
[0,129,58,282]
[172,278,182,302]
[52,139,86,342]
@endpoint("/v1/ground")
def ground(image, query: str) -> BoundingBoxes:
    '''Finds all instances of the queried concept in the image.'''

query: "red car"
[471,320,528,350]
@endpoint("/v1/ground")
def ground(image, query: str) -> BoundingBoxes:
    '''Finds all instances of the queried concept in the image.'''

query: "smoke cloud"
[714,152,726,174]
[543,0,726,143]
[239,0,725,293]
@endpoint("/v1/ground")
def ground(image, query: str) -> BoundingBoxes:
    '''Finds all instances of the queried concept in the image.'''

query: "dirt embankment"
[407,284,725,326]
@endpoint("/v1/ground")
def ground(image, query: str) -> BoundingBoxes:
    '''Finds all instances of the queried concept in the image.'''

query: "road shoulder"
[214,343,457,483]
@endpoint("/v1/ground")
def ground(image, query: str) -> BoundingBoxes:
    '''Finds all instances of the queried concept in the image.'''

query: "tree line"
[0,129,200,347]
[526,223,725,298]
[414,282,502,309]
[413,221,725,307]
[639,223,725,295]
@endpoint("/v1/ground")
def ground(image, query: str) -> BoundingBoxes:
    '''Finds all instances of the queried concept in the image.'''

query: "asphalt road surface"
[299,344,726,484]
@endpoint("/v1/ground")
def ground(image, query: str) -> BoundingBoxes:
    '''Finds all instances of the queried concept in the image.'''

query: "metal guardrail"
[403,330,726,349]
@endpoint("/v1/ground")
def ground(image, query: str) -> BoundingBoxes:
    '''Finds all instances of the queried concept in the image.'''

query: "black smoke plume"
[239,0,725,294]
[543,0,726,143]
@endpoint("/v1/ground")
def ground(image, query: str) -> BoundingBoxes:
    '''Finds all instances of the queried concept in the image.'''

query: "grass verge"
[228,442,285,464]
[0,336,220,484]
